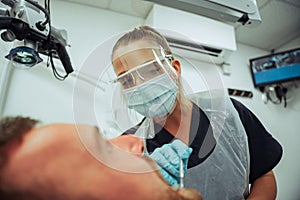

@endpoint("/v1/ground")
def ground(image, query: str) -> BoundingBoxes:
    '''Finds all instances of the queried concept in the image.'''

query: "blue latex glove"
[149,139,193,186]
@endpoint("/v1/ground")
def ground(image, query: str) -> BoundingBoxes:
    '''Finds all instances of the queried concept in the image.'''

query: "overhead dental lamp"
[0,0,74,80]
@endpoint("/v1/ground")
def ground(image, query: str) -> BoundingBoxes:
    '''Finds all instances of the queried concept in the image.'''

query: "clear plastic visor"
[112,47,174,89]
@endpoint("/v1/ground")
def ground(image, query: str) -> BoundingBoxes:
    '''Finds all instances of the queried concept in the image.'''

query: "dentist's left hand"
[149,139,193,186]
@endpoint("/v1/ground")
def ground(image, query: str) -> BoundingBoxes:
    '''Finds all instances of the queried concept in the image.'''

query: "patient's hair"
[0,116,39,146]
[0,117,39,198]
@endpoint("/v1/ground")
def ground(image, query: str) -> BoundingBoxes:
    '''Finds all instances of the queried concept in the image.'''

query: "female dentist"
[110,26,282,200]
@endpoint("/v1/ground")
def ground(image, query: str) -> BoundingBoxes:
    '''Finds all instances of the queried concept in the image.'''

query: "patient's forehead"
[1,123,97,159]
[6,123,155,174]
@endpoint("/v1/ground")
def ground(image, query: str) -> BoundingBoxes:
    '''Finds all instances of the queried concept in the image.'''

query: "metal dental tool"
[179,158,184,189]
[171,158,185,191]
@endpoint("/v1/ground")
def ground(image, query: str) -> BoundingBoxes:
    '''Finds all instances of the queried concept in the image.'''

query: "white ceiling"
[55,0,300,52]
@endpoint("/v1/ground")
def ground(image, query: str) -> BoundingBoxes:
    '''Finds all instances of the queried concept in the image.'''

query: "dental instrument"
[179,158,184,188]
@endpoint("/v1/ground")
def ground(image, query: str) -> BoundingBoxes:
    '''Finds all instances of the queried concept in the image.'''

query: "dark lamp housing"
[5,46,42,68]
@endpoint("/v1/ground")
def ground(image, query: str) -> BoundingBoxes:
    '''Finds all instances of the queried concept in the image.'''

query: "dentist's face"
[0,123,178,200]
[113,44,161,83]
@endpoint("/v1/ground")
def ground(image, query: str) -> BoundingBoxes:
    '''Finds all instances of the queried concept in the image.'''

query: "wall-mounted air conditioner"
[145,4,237,64]
[144,0,261,27]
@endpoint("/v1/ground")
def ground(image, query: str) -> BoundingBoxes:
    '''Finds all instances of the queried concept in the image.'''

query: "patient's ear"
[0,154,8,169]
[0,136,23,167]
[0,153,4,166]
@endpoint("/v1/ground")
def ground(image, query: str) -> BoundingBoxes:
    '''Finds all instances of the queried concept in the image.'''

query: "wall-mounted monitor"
[249,47,300,87]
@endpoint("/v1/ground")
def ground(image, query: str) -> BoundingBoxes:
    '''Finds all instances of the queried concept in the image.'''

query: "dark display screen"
[249,48,300,87]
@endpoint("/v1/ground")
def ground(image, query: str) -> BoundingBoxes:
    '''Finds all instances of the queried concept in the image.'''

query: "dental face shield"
[112,47,176,89]
[112,45,179,118]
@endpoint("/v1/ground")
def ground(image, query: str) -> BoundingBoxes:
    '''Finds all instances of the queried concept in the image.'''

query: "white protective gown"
[135,90,250,200]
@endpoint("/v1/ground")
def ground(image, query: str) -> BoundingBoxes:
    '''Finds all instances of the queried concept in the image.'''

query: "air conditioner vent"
[145,5,236,64]
[165,37,222,57]
[144,0,261,27]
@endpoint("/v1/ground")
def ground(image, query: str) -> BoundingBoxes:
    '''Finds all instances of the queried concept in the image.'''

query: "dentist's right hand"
[149,139,193,186]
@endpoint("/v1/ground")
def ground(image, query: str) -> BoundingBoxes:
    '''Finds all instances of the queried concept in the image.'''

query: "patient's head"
[0,116,201,200]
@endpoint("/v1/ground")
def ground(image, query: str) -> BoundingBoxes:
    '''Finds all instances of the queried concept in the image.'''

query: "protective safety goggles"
[113,55,174,89]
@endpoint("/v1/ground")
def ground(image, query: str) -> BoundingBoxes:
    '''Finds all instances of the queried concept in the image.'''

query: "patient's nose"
[109,135,144,156]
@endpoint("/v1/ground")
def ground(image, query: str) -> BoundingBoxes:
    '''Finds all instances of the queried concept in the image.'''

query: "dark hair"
[112,26,172,59]
[0,116,39,146]
[0,117,39,198]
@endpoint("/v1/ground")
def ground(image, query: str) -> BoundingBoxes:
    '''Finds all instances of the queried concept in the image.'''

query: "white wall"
[1,1,299,199]
[0,40,13,116]
[277,37,300,52]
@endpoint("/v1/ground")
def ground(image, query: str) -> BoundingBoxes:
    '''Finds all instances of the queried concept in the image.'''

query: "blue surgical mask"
[122,73,178,118]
